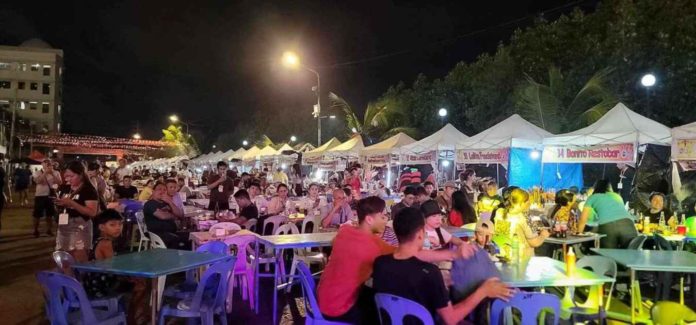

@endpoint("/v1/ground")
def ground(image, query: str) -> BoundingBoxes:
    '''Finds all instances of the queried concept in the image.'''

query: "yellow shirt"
[138,187,152,201]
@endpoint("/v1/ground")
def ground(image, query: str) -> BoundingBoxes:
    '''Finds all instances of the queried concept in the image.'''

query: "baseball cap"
[420,200,443,218]
[475,219,494,235]
[444,181,457,188]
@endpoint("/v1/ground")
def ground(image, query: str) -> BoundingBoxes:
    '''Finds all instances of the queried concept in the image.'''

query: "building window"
[29,102,37,110]
[31,64,39,71]
[43,65,51,76]
[20,64,27,71]
[42,83,50,94]
[42,103,50,114]
[30,82,38,90]
[0,80,10,89]
[0,62,10,70]
[18,82,25,90]
[57,104,61,114]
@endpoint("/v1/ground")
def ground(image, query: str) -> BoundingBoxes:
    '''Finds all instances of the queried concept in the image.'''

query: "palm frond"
[567,67,617,114]
[329,92,362,133]
[514,75,563,133]
[380,127,420,140]
[576,98,616,127]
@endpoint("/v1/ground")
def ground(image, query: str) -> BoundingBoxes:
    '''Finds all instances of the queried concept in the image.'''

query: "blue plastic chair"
[490,292,560,325]
[158,256,235,325]
[374,293,435,325]
[36,271,126,325]
[163,241,229,299]
[296,261,351,325]
[52,251,121,315]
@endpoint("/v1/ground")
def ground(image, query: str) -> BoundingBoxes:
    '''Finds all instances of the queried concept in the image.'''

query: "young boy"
[476,181,503,221]
[85,209,148,324]
[421,200,464,250]
[473,219,499,258]
[373,207,513,324]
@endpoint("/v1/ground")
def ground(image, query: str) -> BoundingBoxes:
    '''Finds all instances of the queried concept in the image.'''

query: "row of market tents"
[134,102,696,190]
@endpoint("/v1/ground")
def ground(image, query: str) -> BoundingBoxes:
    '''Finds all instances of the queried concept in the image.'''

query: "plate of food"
[574,232,594,237]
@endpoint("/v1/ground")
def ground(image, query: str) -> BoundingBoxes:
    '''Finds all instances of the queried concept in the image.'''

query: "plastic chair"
[36,271,127,325]
[648,234,674,301]
[650,301,696,325]
[208,222,242,234]
[262,215,288,235]
[134,212,149,251]
[490,292,560,325]
[563,256,617,324]
[296,261,351,325]
[51,251,121,315]
[286,221,326,293]
[224,235,257,311]
[158,257,235,325]
[163,241,229,300]
[147,234,167,310]
[374,293,435,325]
[301,214,322,234]
[627,235,647,250]
[242,218,257,233]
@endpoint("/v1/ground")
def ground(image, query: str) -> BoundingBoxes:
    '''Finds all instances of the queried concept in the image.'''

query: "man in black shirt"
[373,207,513,324]
[390,186,417,219]
[230,189,258,226]
[114,176,139,200]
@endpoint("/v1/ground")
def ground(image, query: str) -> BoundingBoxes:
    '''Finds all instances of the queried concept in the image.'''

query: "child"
[473,219,499,258]
[476,181,503,221]
[421,200,464,250]
[85,209,148,324]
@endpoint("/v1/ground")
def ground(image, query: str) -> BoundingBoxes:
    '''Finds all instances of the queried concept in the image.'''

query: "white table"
[544,233,605,260]
[254,232,337,324]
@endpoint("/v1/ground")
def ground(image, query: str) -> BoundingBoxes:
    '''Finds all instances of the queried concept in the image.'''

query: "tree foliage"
[161,125,199,157]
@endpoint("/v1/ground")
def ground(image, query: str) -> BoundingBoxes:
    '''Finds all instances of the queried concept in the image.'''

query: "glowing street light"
[133,133,142,140]
[351,127,358,133]
[242,140,249,146]
[641,74,656,87]
[212,144,217,149]
[290,135,297,142]
[282,50,323,146]
[329,115,336,119]
[438,108,448,117]
[169,114,179,123]
[282,51,300,68]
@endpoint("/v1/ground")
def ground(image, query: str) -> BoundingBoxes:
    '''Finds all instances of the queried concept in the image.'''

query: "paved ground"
[0,190,304,324]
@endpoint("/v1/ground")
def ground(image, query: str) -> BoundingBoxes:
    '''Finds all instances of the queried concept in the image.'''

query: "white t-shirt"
[424,227,453,250]
[300,196,329,216]
[253,195,269,211]
[114,167,131,182]
[33,170,62,197]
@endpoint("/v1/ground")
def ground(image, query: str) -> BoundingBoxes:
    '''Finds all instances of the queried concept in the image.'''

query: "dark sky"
[0,0,596,147]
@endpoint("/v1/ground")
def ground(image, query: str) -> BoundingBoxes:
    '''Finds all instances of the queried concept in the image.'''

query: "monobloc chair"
[36,271,127,325]
[224,235,257,311]
[147,233,168,310]
[242,218,257,232]
[490,292,561,325]
[134,212,149,251]
[296,261,351,325]
[262,215,288,236]
[374,293,435,325]
[51,251,121,315]
[286,220,327,293]
[301,214,322,234]
[562,255,617,324]
[650,301,696,325]
[208,222,242,234]
[163,241,229,300]
[158,257,235,325]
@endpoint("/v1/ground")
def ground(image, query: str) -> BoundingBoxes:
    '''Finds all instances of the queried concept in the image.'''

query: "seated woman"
[549,189,578,234]
[266,183,290,215]
[647,192,672,223]
[143,182,190,249]
[448,190,477,227]
[495,188,549,258]
[577,179,637,249]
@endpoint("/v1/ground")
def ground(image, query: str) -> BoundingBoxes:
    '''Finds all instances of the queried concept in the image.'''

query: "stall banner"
[456,148,510,164]
[363,154,390,164]
[673,138,696,161]
[319,160,338,171]
[303,155,323,165]
[400,151,436,165]
[542,143,635,163]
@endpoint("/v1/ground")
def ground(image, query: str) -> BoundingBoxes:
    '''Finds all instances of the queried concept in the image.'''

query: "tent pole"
[496,163,500,184]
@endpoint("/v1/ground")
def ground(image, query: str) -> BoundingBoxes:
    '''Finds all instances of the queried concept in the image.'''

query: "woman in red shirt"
[448,190,477,227]
[348,167,361,198]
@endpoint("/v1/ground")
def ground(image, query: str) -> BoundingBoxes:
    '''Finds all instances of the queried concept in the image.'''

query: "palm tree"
[328,92,418,144]
[514,67,618,134]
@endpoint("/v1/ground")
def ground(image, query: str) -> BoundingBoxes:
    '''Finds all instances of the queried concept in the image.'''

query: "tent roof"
[672,121,696,140]
[258,145,278,157]
[276,143,295,153]
[230,147,247,160]
[362,132,416,156]
[457,114,552,149]
[542,103,671,146]
[326,135,365,157]
[304,138,342,158]
[242,146,261,161]
[295,142,316,152]
[400,123,469,153]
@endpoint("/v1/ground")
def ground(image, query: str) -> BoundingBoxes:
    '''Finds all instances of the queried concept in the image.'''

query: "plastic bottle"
[659,211,666,230]
[510,233,520,264]
[566,247,576,277]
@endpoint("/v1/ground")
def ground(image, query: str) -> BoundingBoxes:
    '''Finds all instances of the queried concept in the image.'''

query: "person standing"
[113,175,138,200]
[207,161,235,211]
[32,159,62,237]
[578,179,637,249]
[272,167,289,185]
[436,181,457,213]
[615,163,635,206]
[112,158,131,184]
[14,164,31,207]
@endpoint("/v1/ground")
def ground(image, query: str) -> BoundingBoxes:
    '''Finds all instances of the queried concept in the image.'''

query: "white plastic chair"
[262,215,288,236]
[242,218,257,233]
[224,235,257,311]
[286,221,326,293]
[208,222,242,234]
[134,212,149,251]
[147,232,167,311]
[301,214,322,234]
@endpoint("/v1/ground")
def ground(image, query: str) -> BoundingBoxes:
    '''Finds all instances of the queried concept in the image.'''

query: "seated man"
[177,177,193,199]
[318,197,477,323]
[373,207,513,325]
[229,189,258,225]
[391,186,417,219]
[114,175,138,200]
[321,188,353,228]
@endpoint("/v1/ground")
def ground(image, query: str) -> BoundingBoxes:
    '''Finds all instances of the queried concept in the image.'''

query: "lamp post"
[290,135,297,142]
[641,73,656,115]
[133,133,142,140]
[169,114,190,135]
[242,140,249,147]
[282,51,323,146]
[438,108,448,126]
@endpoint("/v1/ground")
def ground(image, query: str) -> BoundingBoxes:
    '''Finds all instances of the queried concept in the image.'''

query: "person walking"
[32,160,62,237]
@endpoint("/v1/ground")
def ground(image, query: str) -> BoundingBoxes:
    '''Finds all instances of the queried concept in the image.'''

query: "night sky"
[0,0,596,148]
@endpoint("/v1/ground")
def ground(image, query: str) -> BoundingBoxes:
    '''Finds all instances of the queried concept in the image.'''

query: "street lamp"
[438,108,448,117]
[282,51,323,146]
[168,114,189,135]
[641,73,657,115]
[133,133,142,140]
[242,140,249,146]
[212,144,217,149]
[169,114,179,123]
[290,135,297,142]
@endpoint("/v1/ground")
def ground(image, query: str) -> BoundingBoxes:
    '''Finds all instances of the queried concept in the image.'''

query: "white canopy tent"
[257,145,279,159]
[275,143,295,155]
[242,146,261,162]
[295,142,316,153]
[671,122,696,161]
[229,147,247,160]
[361,132,416,157]
[325,135,365,158]
[400,123,469,154]
[543,103,671,147]
[303,137,342,160]
[458,114,552,150]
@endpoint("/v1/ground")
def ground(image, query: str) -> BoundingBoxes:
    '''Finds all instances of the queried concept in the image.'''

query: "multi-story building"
[0,38,63,134]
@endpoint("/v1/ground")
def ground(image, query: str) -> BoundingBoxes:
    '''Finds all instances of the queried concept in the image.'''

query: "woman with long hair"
[54,161,100,262]
[448,190,477,226]
[459,169,477,203]
[495,188,549,257]
[267,183,290,215]
[549,189,578,233]
[578,179,637,248]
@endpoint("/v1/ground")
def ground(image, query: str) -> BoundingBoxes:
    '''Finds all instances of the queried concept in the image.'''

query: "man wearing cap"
[436,181,458,213]
[421,200,464,250]
[474,219,498,257]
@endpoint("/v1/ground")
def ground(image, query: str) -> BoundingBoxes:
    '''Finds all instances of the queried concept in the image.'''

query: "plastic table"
[544,233,605,260]
[445,223,475,238]
[592,248,696,324]
[498,256,613,288]
[72,248,229,325]
[254,232,337,324]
